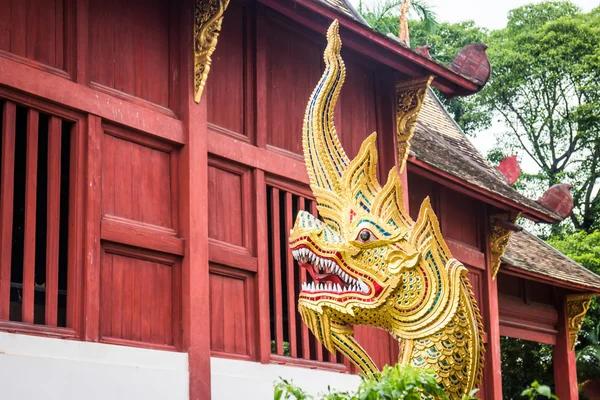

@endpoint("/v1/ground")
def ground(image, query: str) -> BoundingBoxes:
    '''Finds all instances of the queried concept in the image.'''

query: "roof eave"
[408,157,562,224]
[258,0,482,98]
[500,264,600,294]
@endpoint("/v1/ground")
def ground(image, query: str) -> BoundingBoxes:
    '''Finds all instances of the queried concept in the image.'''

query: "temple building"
[0,0,597,399]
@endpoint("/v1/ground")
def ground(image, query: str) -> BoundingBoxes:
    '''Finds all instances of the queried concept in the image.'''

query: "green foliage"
[520,381,558,400]
[274,365,449,400]
[500,337,555,400]
[359,0,438,38]
[409,20,491,135]
[576,321,600,384]
[481,2,600,232]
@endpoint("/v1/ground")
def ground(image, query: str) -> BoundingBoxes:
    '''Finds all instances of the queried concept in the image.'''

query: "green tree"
[409,20,491,134]
[359,0,438,38]
[482,2,600,232]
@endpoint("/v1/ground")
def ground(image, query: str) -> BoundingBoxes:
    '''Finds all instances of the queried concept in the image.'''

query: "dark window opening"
[3,103,73,328]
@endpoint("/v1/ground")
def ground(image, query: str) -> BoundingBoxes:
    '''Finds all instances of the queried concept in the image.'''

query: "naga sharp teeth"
[336,283,342,292]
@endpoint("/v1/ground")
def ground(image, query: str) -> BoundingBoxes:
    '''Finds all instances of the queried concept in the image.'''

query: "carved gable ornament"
[566,293,594,350]
[289,21,484,399]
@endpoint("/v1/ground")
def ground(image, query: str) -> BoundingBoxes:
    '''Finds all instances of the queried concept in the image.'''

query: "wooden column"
[554,294,584,400]
[182,1,211,398]
[483,215,503,400]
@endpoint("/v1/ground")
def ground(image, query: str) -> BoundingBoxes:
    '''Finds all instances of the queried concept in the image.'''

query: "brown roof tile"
[411,90,561,221]
[502,230,600,291]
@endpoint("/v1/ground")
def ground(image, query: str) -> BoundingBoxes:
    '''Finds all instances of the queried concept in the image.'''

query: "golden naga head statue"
[289,21,484,398]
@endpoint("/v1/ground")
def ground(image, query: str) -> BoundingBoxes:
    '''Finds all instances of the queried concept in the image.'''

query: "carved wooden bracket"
[566,293,594,350]
[490,213,519,279]
[194,0,231,103]
[395,76,433,173]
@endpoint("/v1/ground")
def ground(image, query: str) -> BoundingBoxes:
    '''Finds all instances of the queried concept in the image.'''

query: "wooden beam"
[482,215,503,400]
[553,294,579,400]
[0,56,184,144]
[0,101,16,320]
[46,116,62,327]
[22,109,39,324]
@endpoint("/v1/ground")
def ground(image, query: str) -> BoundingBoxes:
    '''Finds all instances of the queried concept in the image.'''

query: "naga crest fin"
[302,20,349,201]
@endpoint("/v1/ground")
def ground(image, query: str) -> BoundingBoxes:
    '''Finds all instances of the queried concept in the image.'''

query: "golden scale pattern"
[194,0,231,103]
[290,21,484,399]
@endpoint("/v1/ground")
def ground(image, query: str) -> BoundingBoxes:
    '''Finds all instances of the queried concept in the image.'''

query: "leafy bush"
[274,363,557,400]
[274,364,473,400]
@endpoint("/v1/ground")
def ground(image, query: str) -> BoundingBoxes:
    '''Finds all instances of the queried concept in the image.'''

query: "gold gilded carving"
[395,76,433,173]
[289,21,484,399]
[194,0,231,103]
[490,213,519,279]
[566,293,594,350]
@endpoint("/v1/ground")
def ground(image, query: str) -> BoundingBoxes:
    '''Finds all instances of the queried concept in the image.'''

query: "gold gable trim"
[566,293,594,350]
[194,0,231,103]
[395,76,434,173]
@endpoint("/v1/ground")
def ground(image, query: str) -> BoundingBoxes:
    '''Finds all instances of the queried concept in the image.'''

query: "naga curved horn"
[302,20,349,195]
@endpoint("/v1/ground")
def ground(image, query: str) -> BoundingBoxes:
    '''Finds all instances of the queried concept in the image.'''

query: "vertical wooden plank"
[67,120,85,331]
[296,196,310,360]
[483,213,503,400]
[10,0,26,58]
[22,109,39,324]
[83,114,102,341]
[270,187,284,355]
[0,102,16,320]
[256,170,271,363]
[553,294,579,400]
[74,0,90,84]
[309,199,324,362]
[254,5,267,148]
[284,192,297,358]
[179,0,211,396]
[45,116,62,326]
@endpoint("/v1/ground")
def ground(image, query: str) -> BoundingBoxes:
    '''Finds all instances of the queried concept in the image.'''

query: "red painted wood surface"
[89,0,177,113]
[539,183,574,219]
[0,101,15,320]
[22,109,39,324]
[0,0,66,70]
[554,293,579,400]
[496,155,521,185]
[45,116,62,327]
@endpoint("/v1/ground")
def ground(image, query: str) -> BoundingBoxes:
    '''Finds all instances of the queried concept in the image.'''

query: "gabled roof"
[410,90,562,222]
[502,230,600,292]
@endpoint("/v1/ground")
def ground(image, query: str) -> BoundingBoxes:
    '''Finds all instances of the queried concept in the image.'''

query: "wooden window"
[266,182,345,368]
[0,99,80,333]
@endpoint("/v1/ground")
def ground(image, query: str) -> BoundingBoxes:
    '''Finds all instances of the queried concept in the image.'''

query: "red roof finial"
[450,43,491,88]
[538,183,574,219]
[416,45,431,58]
[497,155,521,185]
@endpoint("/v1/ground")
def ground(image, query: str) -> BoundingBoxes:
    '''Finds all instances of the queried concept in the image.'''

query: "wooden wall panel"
[266,19,322,154]
[0,0,65,70]
[208,165,244,246]
[206,2,247,136]
[101,129,174,229]
[89,0,175,110]
[100,247,178,347]
[337,53,377,159]
[407,171,439,220]
[440,187,481,249]
[209,265,255,359]
[354,326,395,370]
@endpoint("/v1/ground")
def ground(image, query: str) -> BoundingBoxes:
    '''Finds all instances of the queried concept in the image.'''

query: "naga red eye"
[357,229,375,243]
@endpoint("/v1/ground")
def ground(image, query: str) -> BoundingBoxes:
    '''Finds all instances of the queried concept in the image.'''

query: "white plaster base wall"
[0,332,189,400]
[211,357,361,399]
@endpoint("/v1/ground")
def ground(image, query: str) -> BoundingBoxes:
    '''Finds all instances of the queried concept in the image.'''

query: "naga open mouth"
[293,247,369,294]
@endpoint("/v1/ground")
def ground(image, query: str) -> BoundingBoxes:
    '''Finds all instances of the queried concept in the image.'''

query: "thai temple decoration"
[395,76,433,173]
[490,214,519,279]
[194,0,231,103]
[566,293,594,350]
[289,21,484,399]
